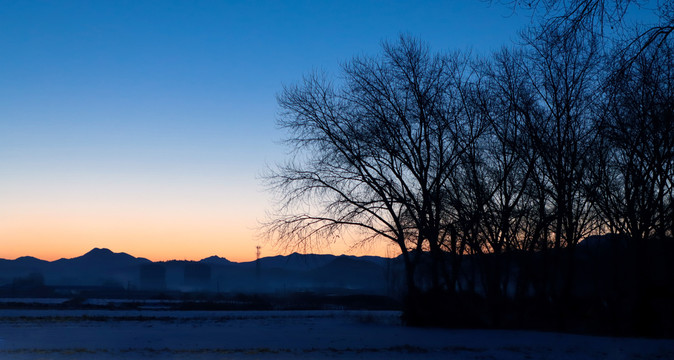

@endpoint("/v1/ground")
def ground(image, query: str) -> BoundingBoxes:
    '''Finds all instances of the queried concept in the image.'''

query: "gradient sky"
[0,0,533,262]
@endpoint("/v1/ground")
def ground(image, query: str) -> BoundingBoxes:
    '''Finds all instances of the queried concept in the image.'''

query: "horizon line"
[2,247,394,263]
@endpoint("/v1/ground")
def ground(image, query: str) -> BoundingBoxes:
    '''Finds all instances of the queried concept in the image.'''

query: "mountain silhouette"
[54,248,150,267]
[8,256,49,267]
[51,248,151,276]
[256,252,336,271]
[0,248,392,294]
[199,255,232,266]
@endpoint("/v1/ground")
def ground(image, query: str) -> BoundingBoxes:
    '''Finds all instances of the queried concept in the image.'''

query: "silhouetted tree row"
[494,0,673,59]
[267,16,673,334]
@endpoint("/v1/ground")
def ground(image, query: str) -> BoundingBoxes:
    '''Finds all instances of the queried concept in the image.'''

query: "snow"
[0,309,672,359]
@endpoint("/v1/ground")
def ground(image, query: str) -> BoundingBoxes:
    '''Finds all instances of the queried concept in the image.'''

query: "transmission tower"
[255,245,261,278]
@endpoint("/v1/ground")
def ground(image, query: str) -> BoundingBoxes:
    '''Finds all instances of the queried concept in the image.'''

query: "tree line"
[266,4,673,334]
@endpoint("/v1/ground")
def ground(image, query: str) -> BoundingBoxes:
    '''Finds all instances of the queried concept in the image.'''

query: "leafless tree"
[524,26,602,248]
[266,36,477,298]
[492,0,673,63]
[267,10,672,329]
[491,26,604,317]
[591,39,674,242]
[464,48,542,316]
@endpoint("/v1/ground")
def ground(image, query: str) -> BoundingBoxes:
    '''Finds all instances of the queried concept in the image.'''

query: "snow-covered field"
[0,309,672,359]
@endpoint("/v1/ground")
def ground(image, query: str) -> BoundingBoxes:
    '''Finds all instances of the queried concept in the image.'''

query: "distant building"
[184,263,211,290]
[140,263,166,290]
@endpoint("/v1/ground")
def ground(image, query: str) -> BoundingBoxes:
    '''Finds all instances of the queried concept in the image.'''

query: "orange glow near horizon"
[2,230,395,263]
[0,161,395,263]
[1,200,255,262]
[2,223,257,263]
[2,210,396,263]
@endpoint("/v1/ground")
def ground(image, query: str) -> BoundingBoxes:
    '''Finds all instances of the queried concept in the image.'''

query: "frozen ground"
[0,309,673,359]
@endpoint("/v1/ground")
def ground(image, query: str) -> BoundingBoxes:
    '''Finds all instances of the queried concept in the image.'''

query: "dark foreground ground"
[0,309,673,359]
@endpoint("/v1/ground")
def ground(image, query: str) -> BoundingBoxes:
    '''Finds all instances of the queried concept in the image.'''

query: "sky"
[0,0,534,262]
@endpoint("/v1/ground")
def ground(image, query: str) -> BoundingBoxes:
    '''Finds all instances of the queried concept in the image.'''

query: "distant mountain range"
[0,248,397,295]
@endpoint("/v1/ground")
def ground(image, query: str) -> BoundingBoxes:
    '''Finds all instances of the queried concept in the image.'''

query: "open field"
[0,309,673,359]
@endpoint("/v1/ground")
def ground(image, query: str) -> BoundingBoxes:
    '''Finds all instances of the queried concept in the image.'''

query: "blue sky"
[0,0,534,261]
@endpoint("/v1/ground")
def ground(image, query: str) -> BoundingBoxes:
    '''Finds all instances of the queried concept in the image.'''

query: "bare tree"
[266,36,477,303]
[496,27,604,321]
[522,27,603,249]
[591,39,674,242]
[492,0,673,63]
[266,12,672,330]
[463,48,542,319]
